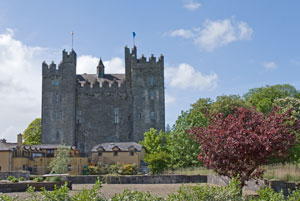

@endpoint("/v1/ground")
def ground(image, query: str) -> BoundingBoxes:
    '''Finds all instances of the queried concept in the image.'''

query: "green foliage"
[140,128,168,154]
[167,111,204,168]
[71,178,104,201]
[111,189,165,201]
[7,176,19,183]
[145,151,170,174]
[119,164,138,175]
[46,176,65,182]
[0,194,18,201]
[40,183,70,201]
[244,84,299,114]
[210,95,248,118]
[23,118,41,145]
[49,145,71,174]
[33,177,44,182]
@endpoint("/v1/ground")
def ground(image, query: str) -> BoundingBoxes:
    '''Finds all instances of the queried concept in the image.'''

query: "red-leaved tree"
[189,107,300,186]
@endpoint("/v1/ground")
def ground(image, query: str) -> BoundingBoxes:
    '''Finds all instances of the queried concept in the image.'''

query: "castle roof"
[91,142,143,152]
[77,74,125,85]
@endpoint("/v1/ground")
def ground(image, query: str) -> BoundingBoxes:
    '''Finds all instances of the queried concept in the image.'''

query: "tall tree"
[190,107,300,187]
[23,118,41,145]
[244,84,299,114]
[49,145,71,174]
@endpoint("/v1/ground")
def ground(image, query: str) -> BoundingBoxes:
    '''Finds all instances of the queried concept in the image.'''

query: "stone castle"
[41,46,165,153]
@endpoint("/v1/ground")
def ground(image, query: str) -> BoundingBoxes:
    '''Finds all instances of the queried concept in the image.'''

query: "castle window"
[51,80,59,86]
[149,77,155,86]
[114,108,120,124]
[56,132,60,141]
[55,111,62,120]
[139,113,142,119]
[77,110,82,124]
[55,93,60,103]
[150,112,155,120]
[150,90,155,100]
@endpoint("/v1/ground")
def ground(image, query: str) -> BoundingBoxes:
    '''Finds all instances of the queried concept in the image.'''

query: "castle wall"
[75,82,132,153]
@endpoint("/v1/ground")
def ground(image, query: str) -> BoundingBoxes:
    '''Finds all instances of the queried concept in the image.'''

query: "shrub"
[145,151,170,174]
[33,177,44,182]
[111,189,165,201]
[7,176,19,183]
[88,166,99,175]
[18,177,25,181]
[46,176,64,182]
[109,164,122,174]
[97,162,110,175]
[71,178,104,201]
[119,164,138,175]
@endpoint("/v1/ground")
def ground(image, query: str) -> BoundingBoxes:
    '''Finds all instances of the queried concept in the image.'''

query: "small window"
[56,132,60,141]
[67,164,72,171]
[114,151,118,156]
[98,152,102,157]
[0,166,2,172]
[129,151,134,156]
[150,90,155,100]
[32,153,42,158]
[149,77,154,86]
[55,111,62,120]
[47,149,54,157]
[150,112,155,120]
[23,165,26,170]
[114,108,120,124]
[139,113,142,119]
[51,80,59,86]
[55,93,60,103]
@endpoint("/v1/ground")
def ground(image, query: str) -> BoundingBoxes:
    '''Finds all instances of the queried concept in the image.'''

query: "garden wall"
[0,171,30,180]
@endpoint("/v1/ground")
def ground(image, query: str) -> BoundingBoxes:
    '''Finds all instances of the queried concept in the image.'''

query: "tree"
[210,95,248,118]
[140,128,170,174]
[167,111,207,168]
[272,97,300,163]
[139,128,167,154]
[49,145,71,174]
[23,118,41,145]
[244,84,299,114]
[190,107,300,187]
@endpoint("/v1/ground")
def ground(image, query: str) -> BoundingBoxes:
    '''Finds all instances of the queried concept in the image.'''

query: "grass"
[263,163,300,182]
[165,164,300,182]
[165,166,215,175]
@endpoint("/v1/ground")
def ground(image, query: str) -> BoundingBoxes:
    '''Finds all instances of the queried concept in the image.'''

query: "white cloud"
[165,63,218,90]
[169,18,253,52]
[184,1,201,11]
[263,61,277,70]
[77,56,124,74]
[0,28,49,142]
[195,19,253,51]
[165,94,176,105]
[170,29,195,38]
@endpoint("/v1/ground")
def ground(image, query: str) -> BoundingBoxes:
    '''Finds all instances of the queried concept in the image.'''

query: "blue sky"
[1,0,300,141]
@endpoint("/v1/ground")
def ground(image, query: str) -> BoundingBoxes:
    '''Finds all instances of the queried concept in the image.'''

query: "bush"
[33,177,44,182]
[18,177,25,181]
[119,164,138,175]
[109,164,122,174]
[111,189,165,201]
[97,162,110,175]
[71,178,104,201]
[7,176,19,183]
[145,151,170,174]
[88,166,99,175]
[46,176,64,182]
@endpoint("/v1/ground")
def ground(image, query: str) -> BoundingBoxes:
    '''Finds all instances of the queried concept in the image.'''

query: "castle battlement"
[135,54,163,65]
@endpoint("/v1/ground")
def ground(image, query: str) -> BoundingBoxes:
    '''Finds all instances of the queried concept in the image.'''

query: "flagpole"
[71,31,74,50]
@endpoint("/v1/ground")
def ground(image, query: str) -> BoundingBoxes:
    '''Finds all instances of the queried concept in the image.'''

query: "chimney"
[17,133,22,148]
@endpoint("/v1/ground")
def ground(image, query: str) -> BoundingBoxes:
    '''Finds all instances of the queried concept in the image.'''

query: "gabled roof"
[77,74,125,86]
[0,142,17,151]
[91,142,143,152]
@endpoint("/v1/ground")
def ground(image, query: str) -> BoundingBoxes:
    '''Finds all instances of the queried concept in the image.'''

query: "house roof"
[0,142,17,151]
[77,74,125,86]
[91,142,143,152]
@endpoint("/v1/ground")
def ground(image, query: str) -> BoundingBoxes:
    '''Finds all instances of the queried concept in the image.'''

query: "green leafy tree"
[244,84,299,114]
[272,97,300,163]
[139,128,167,154]
[23,118,41,145]
[145,151,170,174]
[210,95,248,118]
[167,111,207,168]
[49,145,71,174]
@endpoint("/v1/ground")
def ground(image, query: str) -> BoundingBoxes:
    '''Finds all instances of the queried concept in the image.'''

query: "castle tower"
[128,47,165,141]
[97,59,105,78]
[41,49,77,145]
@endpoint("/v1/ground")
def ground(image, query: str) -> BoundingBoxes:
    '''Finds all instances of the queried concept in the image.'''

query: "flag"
[133,32,136,38]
